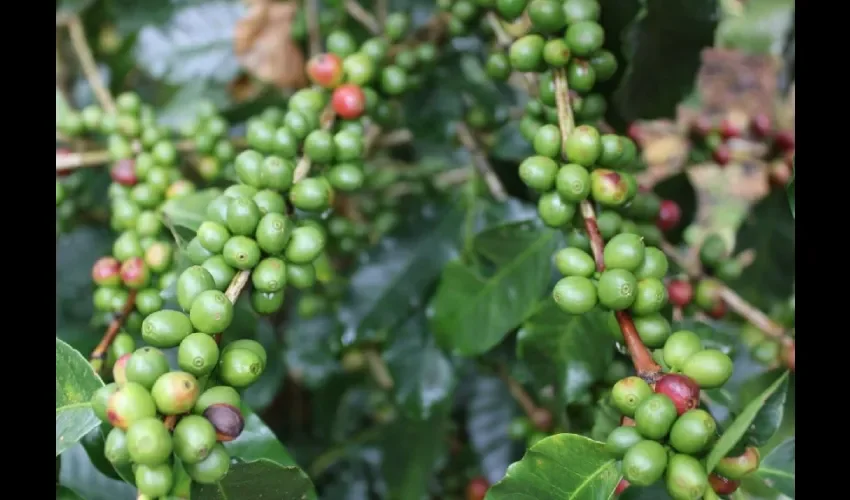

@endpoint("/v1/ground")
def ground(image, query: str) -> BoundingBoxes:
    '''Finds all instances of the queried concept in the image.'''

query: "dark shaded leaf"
[486,434,619,500]
[465,374,517,485]
[433,224,558,356]
[472,219,549,265]
[620,483,672,500]
[56,338,104,456]
[57,486,86,500]
[787,163,795,218]
[226,406,302,468]
[381,407,450,500]
[490,122,533,162]
[59,444,135,500]
[338,204,464,346]
[705,371,790,472]
[596,0,643,131]
[735,370,790,447]
[755,438,795,498]
[614,0,719,121]
[135,1,245,84]
[728,189,795,309]
[57,0,95,15]
[652,172,698,244]
[518,301,614,405]
[192,460,314,499]
[285,314,343,389]
[384,313,456,420]
[160,188,224,233]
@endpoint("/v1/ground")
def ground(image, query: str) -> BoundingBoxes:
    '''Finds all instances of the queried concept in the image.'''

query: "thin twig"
[344,0,380,35]
[376,0,387,27]
[364,348,394,390]
[485,13,537,94]
[67,15,116,113]
[376,128,412,148]
[659,240,789,342]
[294,105,336,181]
[305,0,321,57]
[553,68,660,381]
[57,150,113,171]
[89,290,138,373]
[496,365,552,431]
[455,122,508,202]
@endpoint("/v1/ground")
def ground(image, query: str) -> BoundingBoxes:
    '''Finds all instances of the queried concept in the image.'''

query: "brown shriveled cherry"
[120,257,149,289]
[614,479,630,495]
[707,299,727,319]
[709,473,740,495]
[656,200,682,231]
[667,280,693,307]
[466,476,489,500]
[306,53,344,89]
[712,144,731,166]
[774,130,795,152]
[203,403,245,442]
[93,257,122,287]
[331,84,366,120]
[750,113,772,138]
[110,159,138,186]
[654,374,700,415]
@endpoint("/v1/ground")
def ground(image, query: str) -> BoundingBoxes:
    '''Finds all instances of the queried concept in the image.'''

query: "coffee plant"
[56,0,795,499]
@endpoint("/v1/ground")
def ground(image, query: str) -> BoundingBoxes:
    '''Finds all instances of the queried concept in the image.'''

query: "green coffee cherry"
[611,376,653,417]
[126,417,173,465]
[552,276,597,314]
[91,383,120,422]
[597,269,637,310]
[125,347,170,390]
[194,386,242,414]
[189,290,234,334]
[151,371,200,415]
[669,409,716,455]
[185,443,231,484]
[178,333,221,376]
[105,382,157,430]
[173,415,218,465]
[634,394,678,440]
[142,310,194,348]
[663,330,703,370]
[666,454,708,500]
[104,427,131,466]
[603,233,645,271]
[622,439,667,486]
[605,426,643,458]
[681,350,734,389]
[135,463,174,498]
[554,247,596,277]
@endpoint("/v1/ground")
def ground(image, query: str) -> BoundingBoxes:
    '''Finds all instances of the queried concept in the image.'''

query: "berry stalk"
[552,68,661,380]
[455,122,509,202]
[659,240,791,342]
[67,15,116,114]
[344,0,380,35]
[89,289,138,374]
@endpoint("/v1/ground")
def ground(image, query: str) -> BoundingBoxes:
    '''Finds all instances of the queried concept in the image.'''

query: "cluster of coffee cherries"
[606,331,752,498]
[88,335,266,496]
[687,111,795,187]
[90,97,200,331]
[179,101,236,182]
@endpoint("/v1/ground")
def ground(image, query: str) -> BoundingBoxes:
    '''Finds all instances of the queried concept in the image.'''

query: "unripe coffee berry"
[611,376,653,417]
[185,443,231,484]
[172,415,217,465]
[125,347,170,390]
[113,353,131,386]
[203,403,246,442]
[666,453,708,500]
[715,447,760,480]
[654,373,700,416]
[126,417,173,465]
[622,440,667,486]
[634,393,677,440]
[151,371,201,415]
[332,84,366,120]
[306,53,344,88]
[681,349,734,389]
[106,382,157,430]
[92,257,122,287]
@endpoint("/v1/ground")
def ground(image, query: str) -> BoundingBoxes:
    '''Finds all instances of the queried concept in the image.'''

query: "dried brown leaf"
[234,1,307,90]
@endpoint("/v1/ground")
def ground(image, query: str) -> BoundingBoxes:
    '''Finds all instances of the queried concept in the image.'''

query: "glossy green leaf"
[614,0,719,121]
[705,371,790,472]
[465,374,516,485]
[135,1,245,84]
[160,188,224,233]
[59,443,135,500]
[756,438,795,498]
[518,300,614,404]
[490,122,534,162]
[338,204,464,346]
[486,434,620,500]
[285,314,343,389]
[381,407,450,500]
[227,407,301,468]
[433,223,558,356]
[192,460,314,499]
[472,219,549,265]
[620,483,672,500]
[728,189,795,309]
[384,313,456,420]
[57,338,104,456]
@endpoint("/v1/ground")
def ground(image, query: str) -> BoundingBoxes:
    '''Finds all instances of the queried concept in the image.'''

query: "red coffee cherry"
[92,257,122,287]
[110,158,138,186]
[707,299,727,319]
[120,257,150,289]
[465,476,489,500]
[615,479,630,495]
[656,200,682,232]
[709,474,740,495]
[654,374,700,415]
[306,53,344,89]
[750,113,772,138]
[331,84,367,120]
[712,144,731,166]
[667,280,694,307]
[774,130,795,152]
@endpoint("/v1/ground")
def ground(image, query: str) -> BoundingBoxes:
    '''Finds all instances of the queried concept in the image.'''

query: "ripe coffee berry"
[667,280,693,307]
[120,257,150,289]
[712,144,731,166]
[719,117,743,139]
[708,473,740,495]
[750,113,772,138]
[466,476,489,500]
[656,200,681,231]
[93,257,122,287]
[653,374,700,415]
[332,84,366,120]
[707,299,727,319]
[306,53,344,88]
[615,479,629,495]
[774,130,795,152]
[111,159,138,186]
